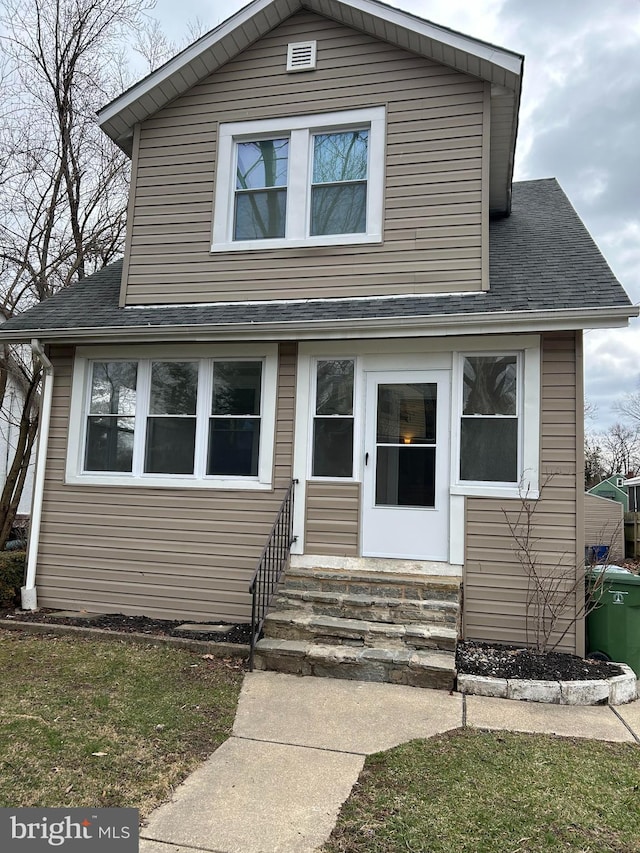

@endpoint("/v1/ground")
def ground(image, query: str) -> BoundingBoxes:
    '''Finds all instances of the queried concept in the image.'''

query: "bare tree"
[504,476,614,653]
[615,390,640,426]
[0,0,154,549]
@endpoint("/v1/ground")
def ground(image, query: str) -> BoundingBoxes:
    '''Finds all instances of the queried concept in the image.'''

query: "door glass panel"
[374,382,438,508]
[375,446,436,507]
[376,383,436,444]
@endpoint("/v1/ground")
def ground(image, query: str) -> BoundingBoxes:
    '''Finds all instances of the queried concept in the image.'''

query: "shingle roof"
[0,178,634,342]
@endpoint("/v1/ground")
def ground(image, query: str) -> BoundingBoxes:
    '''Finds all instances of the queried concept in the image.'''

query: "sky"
[146,0,640,434]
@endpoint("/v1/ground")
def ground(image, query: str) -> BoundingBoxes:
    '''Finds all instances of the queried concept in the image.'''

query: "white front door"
[361,370,450,560]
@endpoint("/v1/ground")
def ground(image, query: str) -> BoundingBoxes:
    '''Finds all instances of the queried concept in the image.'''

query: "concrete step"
[264,610,457,651]
[273,588,459,626]
[282,567,461,602]
[253,638,455,690]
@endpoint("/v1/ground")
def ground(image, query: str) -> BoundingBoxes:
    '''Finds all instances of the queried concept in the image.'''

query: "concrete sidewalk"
[139,672,640,853]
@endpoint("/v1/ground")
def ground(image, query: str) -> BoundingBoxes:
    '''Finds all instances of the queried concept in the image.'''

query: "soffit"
[98,0,522,213]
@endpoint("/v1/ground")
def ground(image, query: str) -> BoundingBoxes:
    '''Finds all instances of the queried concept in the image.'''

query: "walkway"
[139,672,640,853]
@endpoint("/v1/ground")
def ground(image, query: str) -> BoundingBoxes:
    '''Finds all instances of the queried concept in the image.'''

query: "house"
[0,365,35,526]
[588,474,628,511]
[0,0,636,687]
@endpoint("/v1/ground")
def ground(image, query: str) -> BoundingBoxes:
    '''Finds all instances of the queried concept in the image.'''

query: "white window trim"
[211,107,386,252]
[66,344,278,490]
[308,356,358,482]
[450,343,540,499]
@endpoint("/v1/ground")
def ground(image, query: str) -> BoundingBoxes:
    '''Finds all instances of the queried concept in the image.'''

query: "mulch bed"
[1,609,627,682]
[0,608,252,644]
[457,640,624,681]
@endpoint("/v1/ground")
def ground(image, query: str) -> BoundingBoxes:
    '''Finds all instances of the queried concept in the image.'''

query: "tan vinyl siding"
[464,332,581,653]
[34,343,297,623]
[305,481,360,556]
[584,493,624,562]
[122,10,485,305]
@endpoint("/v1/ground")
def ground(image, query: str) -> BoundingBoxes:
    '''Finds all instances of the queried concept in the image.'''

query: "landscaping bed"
[457,640,624,681]
[0,608,252,644]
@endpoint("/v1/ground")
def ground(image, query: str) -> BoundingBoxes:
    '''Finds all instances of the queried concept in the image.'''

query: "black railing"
[248,479,297,670]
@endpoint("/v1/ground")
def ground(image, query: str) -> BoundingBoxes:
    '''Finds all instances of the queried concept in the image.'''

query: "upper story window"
[212,107,385,252]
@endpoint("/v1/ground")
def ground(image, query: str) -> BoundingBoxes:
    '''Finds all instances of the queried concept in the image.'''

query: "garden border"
[457,665,637,705]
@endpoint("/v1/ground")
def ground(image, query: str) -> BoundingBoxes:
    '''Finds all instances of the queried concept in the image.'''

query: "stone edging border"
[457,664,638,706]
[0,618,250,660]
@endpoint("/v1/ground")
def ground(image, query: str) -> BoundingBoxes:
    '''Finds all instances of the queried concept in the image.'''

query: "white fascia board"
[1,305,637,346]
[317,0,523,76]
[98,0,296,129]
[98,0,522,142]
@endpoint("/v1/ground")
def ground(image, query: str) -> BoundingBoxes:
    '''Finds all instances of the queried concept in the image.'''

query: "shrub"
[0,550,26,607]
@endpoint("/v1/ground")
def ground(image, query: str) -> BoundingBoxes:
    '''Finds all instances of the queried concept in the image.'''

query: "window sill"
[65,473,273,491]
[211,233,382,253]
[450,483,540,500]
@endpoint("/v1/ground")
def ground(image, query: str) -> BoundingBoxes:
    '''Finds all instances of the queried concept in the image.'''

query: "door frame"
[360,368,451,560]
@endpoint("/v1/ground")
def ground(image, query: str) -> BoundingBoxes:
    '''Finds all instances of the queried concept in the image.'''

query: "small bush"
[0,550,26,607]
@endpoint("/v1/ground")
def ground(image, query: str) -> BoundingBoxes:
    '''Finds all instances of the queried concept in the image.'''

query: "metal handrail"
[248,479,297,670]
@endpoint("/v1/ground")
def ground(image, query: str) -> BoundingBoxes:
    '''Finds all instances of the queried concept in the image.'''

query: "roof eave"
[4,305,636,346]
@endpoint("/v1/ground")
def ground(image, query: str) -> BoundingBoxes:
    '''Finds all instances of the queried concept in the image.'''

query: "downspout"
[21,339,54,610]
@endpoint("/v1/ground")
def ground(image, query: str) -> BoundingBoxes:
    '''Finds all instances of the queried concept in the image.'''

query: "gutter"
[22,340,54,610]
[0,304,637,346]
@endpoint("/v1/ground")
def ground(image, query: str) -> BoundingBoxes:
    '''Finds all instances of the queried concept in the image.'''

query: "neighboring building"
[0,369,35,520]
[0,0,636,683]
[624,476,640,513]
[588,475,628,512]
[584,493,625,563]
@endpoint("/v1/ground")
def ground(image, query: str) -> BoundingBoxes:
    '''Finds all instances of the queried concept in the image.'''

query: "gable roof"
[98,0,523,214]
[0,180,635,344]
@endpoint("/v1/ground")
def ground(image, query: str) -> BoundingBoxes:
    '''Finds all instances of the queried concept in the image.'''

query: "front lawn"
[0,629,243,816]
[324,729,640,853]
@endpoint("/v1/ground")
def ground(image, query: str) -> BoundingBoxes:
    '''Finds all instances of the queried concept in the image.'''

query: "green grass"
[324,729,640,853]
[0,629,243,816]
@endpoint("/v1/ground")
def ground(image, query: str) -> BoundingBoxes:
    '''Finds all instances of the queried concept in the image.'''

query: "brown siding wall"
[34,343,297,622]
[585,494,624,562]
[304,481,360,556]
[464,332,582,653]
[123,10,485,305]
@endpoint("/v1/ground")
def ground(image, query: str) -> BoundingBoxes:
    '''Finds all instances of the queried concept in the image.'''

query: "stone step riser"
[273,593,459,627]
[282,577,460,602]
[253,646,455,691]
[263,620,456,652]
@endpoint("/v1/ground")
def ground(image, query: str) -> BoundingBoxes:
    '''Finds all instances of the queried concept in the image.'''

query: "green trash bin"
[587,566,640,676]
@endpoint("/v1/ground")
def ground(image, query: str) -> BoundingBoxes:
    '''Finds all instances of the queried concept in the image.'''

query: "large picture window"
[459,354,519,483]
[212,107,385,251]
[73,349,277,489]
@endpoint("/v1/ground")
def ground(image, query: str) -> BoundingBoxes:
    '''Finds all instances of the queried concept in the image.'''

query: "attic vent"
[287,41,317,72]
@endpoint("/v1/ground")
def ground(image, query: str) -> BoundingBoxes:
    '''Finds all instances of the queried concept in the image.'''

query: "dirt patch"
[457,641,624,681]
[0,608,252,644]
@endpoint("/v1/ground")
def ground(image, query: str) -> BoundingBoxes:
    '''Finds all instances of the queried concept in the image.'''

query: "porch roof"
[0,179,636,344]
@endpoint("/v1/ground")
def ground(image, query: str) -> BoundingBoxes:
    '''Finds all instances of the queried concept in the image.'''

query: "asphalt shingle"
[0,179,632,339]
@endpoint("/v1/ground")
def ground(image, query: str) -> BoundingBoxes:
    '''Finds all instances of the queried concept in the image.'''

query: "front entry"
[361,370,450,560]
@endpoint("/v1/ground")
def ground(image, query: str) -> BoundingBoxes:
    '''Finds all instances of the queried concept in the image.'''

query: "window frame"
[67,344,278,490]
[450,345,540,499]
[310,357,356,480]
[211,107,386,252]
